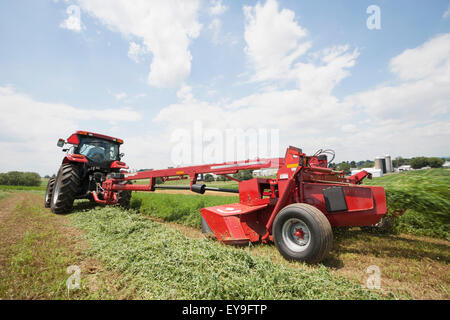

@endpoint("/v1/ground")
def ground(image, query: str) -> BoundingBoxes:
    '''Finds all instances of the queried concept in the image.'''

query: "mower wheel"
[273,203,333,264]
[117,181,132,208]
[44,178,56,208]
[50,163,82,214]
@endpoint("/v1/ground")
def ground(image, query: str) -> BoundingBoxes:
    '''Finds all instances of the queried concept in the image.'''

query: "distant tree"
[337,162,351,173]
[328,162,337,170]
[350,161,356,168]
[410,157,429,169]
[233,170,254,181]
[22,172,41,186]
[393,157,410,168]
[427,157,444,168]
[155,177,163,184]
[0,171,40,186]
[357,160,374,169]
[216,175,227,182]
[0,173,6,185]
[204,174,215,182]
[44,175,50,179]
[51,174,56,178]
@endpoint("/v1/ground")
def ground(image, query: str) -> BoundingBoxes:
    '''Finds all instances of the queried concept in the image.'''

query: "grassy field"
[0,193,121,299]
[0,185,46,192]
[1,192,448,299]
[0,169,448,299]
[130,193,238,228]
[0,192,383,299]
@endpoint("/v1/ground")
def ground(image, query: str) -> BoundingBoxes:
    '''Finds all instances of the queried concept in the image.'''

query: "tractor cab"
[57,131,127,169]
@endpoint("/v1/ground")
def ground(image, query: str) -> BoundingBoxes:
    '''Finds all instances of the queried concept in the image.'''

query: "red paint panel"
[111,161,129,169]
[201,203,268,244]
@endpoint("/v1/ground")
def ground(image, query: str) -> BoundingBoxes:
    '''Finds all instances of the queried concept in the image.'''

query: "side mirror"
[57,139,65,148]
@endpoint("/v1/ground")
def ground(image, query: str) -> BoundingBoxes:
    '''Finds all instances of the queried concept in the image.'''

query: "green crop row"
[130,193,238,228]
[365,169,449,239]
[0,185,46,192]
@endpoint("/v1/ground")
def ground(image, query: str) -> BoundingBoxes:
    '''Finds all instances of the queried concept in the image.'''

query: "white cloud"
[75,0,202,88]
[149,1,362,164]
[208,18,222,45]
[209,0,228,16]
[45,0,450,171]
[152,6,449,166]
[60,5,84,32]
[127,41,147,63]
[243,0,359,93]
[0,86,141,174]
[347,34,450,121]
[443,5,450,18]
[389,34,450,81]
[243,0,311,83]
[295,45,359,95]
[114,92,128,101]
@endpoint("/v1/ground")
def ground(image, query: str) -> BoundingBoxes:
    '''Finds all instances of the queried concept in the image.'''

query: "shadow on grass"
[327,227,450,267]
[71,200,101,213]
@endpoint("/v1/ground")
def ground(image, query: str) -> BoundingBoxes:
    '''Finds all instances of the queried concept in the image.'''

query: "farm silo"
[385,154,392,172]
[375,157,384,172]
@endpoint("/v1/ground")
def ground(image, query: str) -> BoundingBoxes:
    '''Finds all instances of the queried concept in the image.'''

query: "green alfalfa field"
[0,169,448,299]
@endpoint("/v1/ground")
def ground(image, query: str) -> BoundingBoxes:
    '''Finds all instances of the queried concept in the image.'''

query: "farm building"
[351,168,383,178]
[398,165,412,171]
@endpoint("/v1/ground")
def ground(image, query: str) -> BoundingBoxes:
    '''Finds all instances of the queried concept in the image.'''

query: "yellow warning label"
[176,171,184,174]
[286,163,298,168]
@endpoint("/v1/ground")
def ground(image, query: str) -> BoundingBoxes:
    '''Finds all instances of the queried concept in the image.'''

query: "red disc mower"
[46,131,387,263]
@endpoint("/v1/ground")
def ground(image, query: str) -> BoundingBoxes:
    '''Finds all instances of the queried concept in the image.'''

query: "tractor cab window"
[77,137,119,163]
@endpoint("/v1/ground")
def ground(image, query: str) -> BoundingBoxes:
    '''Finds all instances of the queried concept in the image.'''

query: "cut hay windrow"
[69,206,383,300]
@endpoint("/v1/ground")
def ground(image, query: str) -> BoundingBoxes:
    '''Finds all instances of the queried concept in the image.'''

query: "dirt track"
[0,193,126,299]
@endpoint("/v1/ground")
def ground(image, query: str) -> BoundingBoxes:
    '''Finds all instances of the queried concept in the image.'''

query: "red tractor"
[46,131,388,263]
[45,131,131,213]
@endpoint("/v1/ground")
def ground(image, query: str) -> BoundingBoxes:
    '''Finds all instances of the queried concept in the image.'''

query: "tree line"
[0,171,42,187]
[393,157,445,169]
[334,156,446,174]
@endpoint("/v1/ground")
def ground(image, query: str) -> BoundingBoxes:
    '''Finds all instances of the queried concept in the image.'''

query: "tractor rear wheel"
[117,181,132,208]
[44,178,56,208]
[50,163,82,214]
[273,203,333,264]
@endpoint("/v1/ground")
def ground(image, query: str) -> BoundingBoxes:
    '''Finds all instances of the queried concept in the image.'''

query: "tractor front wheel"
[44,178,56,208]
[50,163,82,214]
[273,203,333,264]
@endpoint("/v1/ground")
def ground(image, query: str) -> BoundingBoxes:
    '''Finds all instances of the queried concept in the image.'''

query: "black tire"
[50,163,82,214]
[117,181,132,208]
[273,203,333,264]
[44,178,56,208]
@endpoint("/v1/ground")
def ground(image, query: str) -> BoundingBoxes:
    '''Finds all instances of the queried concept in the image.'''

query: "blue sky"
[0,0,449,175]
